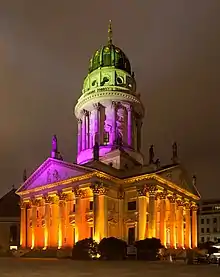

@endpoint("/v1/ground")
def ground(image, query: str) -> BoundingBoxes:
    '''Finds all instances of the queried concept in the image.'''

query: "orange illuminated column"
[147,185,157,238]
[31,199,37,249]
[74,187,82,243]
[137,186,147,240]
[91,182,107,242]
[184,202,191,248]
[118,187,125,240]
[177,200,184,248]
[20,200,27,248]
[169,195,177,248]
[43,196,50,249]
[159,191,167,247]
[50,195,59,247]
[192,204,198,248]
[59,193,68,248]
[66,192,74,247]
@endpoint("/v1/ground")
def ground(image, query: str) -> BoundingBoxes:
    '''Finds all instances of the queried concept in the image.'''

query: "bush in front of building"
[72,238,99,260]
[98,237,127,260]
[135,238,163,260]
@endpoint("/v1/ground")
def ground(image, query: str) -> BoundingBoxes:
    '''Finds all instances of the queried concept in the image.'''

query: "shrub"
[98,237,127,260]
[135,238,163,260]
[72,238,99,260]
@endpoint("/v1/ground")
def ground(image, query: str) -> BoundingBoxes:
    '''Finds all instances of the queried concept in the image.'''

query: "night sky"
[1,0,220,199]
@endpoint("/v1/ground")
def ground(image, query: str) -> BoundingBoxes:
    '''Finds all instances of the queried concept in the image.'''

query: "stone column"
[74,187,82,243]
[177,199,184,248]
[127,105,132,147]
[20,200,27,248]
[137,186,147,240]
[192,204,198,248]
[43,196,50,249]
[93,103,100,144]
[31,199,37,249]
[82,110,87,150]
[118,187,125,240]
[147,185,157,238]
[86,112,90,149]
[185,202,191,248]
[59,193,67,248]
[169,195,177,248]
[50,195,59,247]
[111,101,117,144]
[91,182,108,242]
[89,112,93,148]
[77,119,82,154]
[159,191,167,247]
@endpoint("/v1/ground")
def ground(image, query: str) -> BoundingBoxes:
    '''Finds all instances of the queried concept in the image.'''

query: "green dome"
[89,44,131,74]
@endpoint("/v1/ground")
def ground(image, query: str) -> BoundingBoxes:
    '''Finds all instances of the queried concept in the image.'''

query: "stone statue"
[114,130,123,147]
[172,141,178,163]
[149,145,154,164]
[23,169,27,182]
[93,142,99,161]
[155,158,160,169]
[52,135,58,152]
[192,175,197,186]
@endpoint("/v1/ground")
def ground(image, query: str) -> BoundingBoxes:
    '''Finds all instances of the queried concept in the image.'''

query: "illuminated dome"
[88,21,131,75]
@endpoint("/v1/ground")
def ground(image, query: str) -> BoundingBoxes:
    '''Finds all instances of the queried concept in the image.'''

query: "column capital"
[77,118,82,124]
[111,101,118,108]
[146,184,157,197]
[168,193,177,203]
[191,204,198,211]
[30,197,41,207]
[82,109,89,116]
[158,189,168,200]
[90,182,108,195]
[93,103,101,110]
[127,105,133,112]
[137,185,147,197]
[177,198,184,207]
[184,202,191,210]
[73,186,83,198]
[19,200,27,208]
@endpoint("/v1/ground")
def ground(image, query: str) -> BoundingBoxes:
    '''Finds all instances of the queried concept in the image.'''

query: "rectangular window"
[201,228,204,233]
[207,218,210,224]
[213,217,217,224]
[201,237,204,243]
[201,218,204,224]
[207,228,210,233]
[128,201,136,211]
[89,201,93,211]
[213,227,217,233]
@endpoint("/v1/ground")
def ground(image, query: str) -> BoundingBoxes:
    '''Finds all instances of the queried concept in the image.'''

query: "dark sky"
[1,0,220,199]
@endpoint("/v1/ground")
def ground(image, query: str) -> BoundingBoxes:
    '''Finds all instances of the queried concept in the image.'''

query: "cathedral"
[16,22,200,250]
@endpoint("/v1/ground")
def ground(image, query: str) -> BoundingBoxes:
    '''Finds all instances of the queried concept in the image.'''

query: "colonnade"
[77,102,142,153]
[20,183,108,249]
[136,185,198,248]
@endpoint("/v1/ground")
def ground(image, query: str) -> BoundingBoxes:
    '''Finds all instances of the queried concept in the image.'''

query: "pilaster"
[77,119,82,154]
[58,192,68,249]
[50,195,59,247]
[111,101,117,144]
[43,195,50,249]
[73,187,83,243]
[127,105,133,147]
[184,202,191,248]
[191,204,198,248]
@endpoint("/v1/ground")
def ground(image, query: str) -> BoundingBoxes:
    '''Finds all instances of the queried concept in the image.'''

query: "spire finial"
[108,20,113,45]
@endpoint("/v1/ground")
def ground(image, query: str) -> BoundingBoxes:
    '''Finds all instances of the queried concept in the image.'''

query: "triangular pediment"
[156,164,200,198]
[16,158,94,193]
